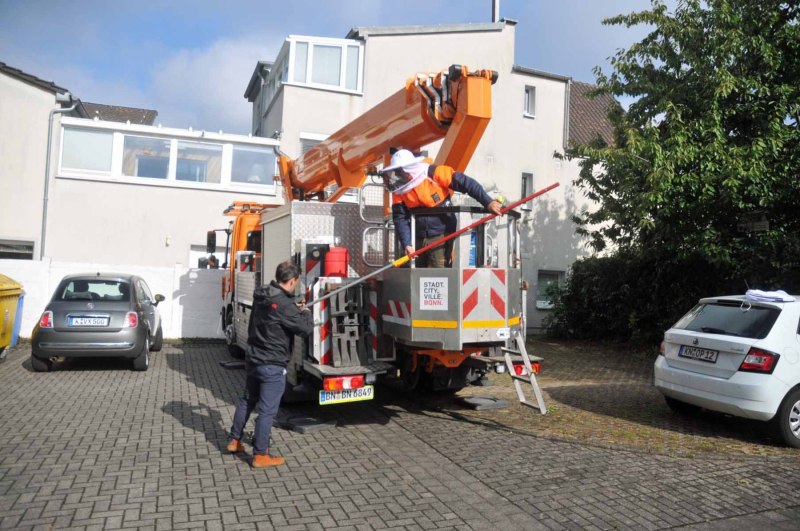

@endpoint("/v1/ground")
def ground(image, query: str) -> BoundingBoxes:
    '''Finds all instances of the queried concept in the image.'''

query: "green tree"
[574,0,800,287]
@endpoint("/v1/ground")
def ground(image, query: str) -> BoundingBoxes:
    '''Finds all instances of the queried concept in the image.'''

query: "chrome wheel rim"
[789,398,800,439]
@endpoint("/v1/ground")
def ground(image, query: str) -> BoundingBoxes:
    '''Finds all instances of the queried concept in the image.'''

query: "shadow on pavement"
[545,382,783,447]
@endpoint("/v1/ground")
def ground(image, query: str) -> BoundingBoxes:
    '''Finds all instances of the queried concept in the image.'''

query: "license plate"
[679,345,718,363]
[319,385,374,405]
[68,316,109,327]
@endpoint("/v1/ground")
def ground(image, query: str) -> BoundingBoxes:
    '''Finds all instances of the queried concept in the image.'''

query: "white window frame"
[524,85,536,118]
[536,270,564,310]
[521,172,534,211]
[57,117,279,196]
[285,35,364,94]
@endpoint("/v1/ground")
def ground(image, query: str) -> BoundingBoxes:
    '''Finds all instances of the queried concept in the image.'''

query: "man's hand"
[488,200,503,215]
[405,245,414,256]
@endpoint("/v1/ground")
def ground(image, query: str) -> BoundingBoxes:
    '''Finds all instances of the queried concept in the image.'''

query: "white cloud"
[150,35,281,134]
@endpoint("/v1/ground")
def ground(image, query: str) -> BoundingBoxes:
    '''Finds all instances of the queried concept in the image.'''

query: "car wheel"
[31,356,53,372]
[151,326,163,352]
[664,396,701,415]
[133,339,149,371]
[225,309,244,359]
[772,388,800,448]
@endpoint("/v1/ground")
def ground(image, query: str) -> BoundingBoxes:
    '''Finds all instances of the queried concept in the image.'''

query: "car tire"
[772,388,800,448]
[31,356,53,372]
[151,326,163,352]
[664,396,701,416]
[133,339,149,371]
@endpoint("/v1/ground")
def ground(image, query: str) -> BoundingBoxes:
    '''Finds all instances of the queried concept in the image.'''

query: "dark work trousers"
[229,362,287,455]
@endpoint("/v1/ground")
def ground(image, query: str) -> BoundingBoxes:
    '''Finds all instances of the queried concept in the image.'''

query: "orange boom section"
[277,65,497,202]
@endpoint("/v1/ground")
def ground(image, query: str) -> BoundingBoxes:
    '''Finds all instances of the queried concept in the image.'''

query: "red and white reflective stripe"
[305,259,320,300]
[369,287,378,357]
[311,279,332,365]
[383,300,411,326]
[462,268,506,323]
[323,374,365,391]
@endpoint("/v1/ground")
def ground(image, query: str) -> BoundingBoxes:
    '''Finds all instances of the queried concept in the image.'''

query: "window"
[536,270,563,310]
[285,38,362,93]
[58,119,279,195]
[61,128,112,172]
[58,279,130,302]
[176,141,222,183]
[524,85,536,117]
[293,42,308,83]
[123,136,170,179]
[521,173,534,211]
[345,45,360,90]
[0,239,34,260]
[311,45,342,86]
[231,145,276,187]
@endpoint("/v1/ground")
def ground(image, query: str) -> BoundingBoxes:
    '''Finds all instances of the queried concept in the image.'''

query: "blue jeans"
[229,362,286,455]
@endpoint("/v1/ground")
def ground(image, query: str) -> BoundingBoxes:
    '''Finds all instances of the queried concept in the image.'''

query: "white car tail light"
[124,311,138,328]
[659,341,665,356]
[39,311,53,328]
[738,347,779,374]
[322,375,365,391]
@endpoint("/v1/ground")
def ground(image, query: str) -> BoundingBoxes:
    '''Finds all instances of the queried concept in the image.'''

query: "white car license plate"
[319,385,374,405]
[679,345,718,363]
[68,316,109,327]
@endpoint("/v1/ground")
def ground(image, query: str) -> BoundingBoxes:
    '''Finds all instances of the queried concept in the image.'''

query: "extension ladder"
[502,332,547,414]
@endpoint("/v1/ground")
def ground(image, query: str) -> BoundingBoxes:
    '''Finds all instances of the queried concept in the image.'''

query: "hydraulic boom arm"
[277,65,498,202]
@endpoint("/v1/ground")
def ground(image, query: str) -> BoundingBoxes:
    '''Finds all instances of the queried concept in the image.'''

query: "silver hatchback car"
[655,293,800,448]
[31,273,164,372]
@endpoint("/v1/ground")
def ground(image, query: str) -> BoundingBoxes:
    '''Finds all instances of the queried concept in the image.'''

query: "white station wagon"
[654,292,800,448]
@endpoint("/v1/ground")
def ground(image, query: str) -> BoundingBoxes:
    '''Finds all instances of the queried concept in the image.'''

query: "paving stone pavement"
[1,342,799,530]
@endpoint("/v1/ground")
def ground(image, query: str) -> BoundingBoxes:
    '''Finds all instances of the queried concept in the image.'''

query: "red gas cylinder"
[324,247,349,277]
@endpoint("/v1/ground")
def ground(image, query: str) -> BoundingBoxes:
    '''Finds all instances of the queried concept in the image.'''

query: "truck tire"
[225,309,245,359]
[772,388,800,448]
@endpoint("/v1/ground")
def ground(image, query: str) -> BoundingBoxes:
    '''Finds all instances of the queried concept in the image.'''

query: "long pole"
[306,182,560,307]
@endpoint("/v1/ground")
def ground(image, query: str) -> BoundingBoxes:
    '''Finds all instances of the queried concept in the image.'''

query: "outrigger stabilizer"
[306,182,560,308]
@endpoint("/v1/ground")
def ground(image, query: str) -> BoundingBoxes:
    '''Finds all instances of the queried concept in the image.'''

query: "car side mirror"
[154,294,165,306]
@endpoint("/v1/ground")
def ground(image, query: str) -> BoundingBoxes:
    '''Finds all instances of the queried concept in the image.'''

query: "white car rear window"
[673,301,780,339]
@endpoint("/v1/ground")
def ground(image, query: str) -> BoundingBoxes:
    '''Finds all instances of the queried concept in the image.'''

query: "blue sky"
[0,0,657,134]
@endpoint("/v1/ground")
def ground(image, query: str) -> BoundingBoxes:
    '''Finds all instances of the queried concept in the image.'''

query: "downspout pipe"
[41,94,77,260]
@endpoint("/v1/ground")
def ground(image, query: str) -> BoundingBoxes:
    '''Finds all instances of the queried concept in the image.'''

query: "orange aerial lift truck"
[208,65,550,410]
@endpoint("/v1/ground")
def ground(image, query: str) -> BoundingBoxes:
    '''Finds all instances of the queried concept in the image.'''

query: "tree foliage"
[551,1,800,341]
[573,0,800,283]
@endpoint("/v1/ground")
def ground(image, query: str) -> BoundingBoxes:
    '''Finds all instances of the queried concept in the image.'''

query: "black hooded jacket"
[247,280,313,367]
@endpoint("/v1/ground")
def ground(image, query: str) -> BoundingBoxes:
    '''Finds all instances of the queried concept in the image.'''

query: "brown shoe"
[251,453,285,468]
[226,439,244,453]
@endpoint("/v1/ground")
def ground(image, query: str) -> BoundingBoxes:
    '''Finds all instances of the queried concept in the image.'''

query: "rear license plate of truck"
[679,345,718,363]
[319,385,374,405]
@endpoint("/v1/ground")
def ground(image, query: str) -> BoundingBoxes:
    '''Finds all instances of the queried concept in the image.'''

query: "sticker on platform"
[496,327,511,339]
[420,277,448,311]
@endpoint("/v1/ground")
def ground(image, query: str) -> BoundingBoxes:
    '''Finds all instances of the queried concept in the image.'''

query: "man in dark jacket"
[227,260,313,468]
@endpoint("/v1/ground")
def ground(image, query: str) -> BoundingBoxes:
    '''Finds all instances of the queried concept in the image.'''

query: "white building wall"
[0,72,57,257]
[46,176,276,267]
[0,258,225,340]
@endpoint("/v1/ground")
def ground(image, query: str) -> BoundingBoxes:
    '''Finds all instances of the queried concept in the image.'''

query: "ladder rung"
[520,401,543,410]
[510,374,533,382]
[501,347,521,355]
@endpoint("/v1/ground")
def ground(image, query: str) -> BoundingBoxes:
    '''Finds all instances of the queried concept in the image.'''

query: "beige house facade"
[245,20,610,332]
[0,63,281,339]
